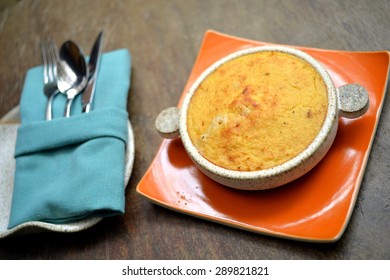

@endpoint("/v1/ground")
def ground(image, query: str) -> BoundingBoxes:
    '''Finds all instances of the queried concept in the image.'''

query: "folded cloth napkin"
[8,49,131,228]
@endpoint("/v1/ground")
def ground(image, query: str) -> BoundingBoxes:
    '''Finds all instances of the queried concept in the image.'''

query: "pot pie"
[186,51,328,171]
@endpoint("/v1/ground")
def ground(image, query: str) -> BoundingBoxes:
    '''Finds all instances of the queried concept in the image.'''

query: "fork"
[40,40,60,121]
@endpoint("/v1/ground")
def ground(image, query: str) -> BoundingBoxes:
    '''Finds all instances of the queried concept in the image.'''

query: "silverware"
[56,41,89,118]
[82,31,104,113]
[40,40,60,121]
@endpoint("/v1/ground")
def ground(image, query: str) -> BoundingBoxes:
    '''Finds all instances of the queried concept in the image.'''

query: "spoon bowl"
[57,40,89,117]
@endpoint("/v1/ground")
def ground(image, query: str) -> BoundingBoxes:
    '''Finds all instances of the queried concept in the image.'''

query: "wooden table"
[0,0,389,259]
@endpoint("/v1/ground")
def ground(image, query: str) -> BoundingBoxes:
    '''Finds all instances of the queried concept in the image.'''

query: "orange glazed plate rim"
[136,30,390,242]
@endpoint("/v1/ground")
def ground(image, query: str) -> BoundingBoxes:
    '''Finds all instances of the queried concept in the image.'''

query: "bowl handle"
[155,107,180,139]
[337,84,369,118]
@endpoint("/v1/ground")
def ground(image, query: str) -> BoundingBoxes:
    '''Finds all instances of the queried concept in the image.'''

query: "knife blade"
[82,31,104,113]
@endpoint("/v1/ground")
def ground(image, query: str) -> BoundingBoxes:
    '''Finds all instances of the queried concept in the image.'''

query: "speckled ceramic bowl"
[156,46,369,190]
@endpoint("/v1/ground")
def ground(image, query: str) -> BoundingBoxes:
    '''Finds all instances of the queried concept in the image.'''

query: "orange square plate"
[136,30,389,242]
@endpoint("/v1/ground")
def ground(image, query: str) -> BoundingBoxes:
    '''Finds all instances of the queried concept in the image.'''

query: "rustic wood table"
[0,0,389,259]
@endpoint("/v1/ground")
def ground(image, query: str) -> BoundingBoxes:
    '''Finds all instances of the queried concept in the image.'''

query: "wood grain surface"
[0,0,389,259]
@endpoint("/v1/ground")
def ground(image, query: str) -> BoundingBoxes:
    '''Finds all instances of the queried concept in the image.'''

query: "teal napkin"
[8,49,131,228]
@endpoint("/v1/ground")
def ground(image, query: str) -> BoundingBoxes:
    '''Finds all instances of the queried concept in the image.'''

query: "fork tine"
[40,41,49,83]
[52,43,59,81]
[51,39,59,63]
[47,40,57,82]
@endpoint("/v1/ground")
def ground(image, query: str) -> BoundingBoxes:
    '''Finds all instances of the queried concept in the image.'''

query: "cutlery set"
[3,47,131,233]
[40,31,104,120]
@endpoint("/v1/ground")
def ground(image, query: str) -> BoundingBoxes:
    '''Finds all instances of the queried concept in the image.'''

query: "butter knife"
[82,31,104,113]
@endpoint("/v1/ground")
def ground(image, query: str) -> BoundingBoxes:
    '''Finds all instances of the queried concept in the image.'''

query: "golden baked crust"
[187,51,328,171]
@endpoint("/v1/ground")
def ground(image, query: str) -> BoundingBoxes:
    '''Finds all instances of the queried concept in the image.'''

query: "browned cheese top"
[187,51,328,171]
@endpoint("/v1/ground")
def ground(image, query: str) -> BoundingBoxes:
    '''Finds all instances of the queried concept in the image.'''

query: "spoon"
[56,40,89,117]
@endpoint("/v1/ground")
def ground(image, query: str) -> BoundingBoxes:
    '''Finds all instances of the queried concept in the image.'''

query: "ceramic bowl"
[155,46,369,190]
